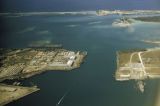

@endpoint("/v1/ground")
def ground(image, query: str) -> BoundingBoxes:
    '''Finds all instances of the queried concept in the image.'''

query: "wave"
[91,24,112,29]
[18,26,36,34]
[66,24,80,28]
[88,21,102,25]
[36,30,52,35]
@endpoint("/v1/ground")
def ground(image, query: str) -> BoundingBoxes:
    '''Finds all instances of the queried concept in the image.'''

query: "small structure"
[67,60,73,66]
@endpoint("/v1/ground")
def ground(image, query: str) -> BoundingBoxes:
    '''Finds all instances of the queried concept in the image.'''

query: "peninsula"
[0,48,87,81]
[134,16,160,22]
[0,84,39,106]
[0,47,87,105]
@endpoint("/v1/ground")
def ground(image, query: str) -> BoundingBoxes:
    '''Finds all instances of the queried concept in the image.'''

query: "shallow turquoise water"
[1,14,160,106]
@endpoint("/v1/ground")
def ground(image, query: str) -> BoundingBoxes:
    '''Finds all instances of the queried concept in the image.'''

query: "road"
[129,52,136,65]
[138,52,147,75]
[129,51,147,75]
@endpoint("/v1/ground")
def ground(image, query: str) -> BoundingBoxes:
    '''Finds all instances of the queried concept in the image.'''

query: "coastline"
[0,84,39,106]
[0,48,87,105]
[0,48,87,81]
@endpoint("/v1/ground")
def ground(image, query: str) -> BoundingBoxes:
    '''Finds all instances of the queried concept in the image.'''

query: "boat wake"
[56,90,70,106]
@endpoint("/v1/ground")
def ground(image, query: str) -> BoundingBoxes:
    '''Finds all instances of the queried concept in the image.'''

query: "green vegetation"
[134,16,160,22]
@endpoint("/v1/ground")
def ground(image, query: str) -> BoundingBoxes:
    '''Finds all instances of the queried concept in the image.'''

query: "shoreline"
[0,84,39,106]
[0,48,87,81]
[0,48,87,105]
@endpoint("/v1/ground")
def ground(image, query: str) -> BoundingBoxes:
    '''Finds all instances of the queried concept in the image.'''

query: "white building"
[67,60,73,66]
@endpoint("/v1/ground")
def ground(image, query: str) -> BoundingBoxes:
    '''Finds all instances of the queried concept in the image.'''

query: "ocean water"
[1,13,160,106]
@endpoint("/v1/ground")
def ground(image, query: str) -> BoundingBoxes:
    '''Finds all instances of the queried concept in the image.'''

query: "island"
[96,10,160,27]
[112,18,134,27]
[115,48,160,92]
[96,10,160,16]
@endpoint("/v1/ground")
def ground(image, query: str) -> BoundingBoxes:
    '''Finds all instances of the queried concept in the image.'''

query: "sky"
[0,0,160,12]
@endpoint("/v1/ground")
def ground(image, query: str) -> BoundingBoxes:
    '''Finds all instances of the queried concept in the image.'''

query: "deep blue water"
[1,14,160,106]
